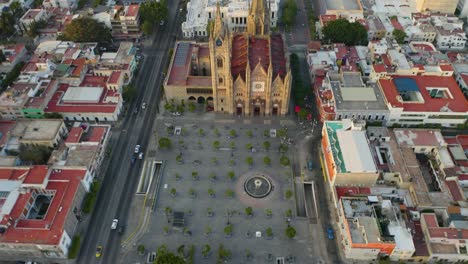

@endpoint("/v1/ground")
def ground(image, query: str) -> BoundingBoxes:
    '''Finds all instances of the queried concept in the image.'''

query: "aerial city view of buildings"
[0,0,466,263]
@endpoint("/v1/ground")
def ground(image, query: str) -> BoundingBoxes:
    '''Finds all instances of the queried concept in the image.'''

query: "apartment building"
[110,4,141,40]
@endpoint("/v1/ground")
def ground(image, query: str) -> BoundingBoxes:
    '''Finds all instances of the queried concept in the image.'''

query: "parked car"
[327,227,334,240]
[111,219,118,230]
[141,102,146,109]
[95,246,103,258]
[134,145,140,153]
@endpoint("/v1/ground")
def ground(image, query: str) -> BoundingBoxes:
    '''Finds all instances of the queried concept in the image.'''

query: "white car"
[141,102,146,109]
[134,145,140,153]
[111,219,118,230]
[138,152,144,160]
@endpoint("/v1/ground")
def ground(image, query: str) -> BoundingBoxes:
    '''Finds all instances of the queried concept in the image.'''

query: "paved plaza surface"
[119,110,336,264]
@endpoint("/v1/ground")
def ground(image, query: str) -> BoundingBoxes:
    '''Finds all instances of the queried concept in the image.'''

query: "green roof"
[325,122,346,173]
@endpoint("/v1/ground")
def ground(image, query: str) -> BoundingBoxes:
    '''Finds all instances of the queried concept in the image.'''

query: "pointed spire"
[212,0,225,39]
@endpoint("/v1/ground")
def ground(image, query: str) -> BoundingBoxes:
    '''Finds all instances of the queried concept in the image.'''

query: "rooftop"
[0,168,86,245]
[394,129,446,147]
[324,0,361,11]
[12,119,63,142]
[378,75,468,112]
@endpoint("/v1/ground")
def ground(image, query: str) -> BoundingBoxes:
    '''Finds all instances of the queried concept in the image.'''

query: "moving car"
[134,145,140,153]
[95,246,103,258]
[111,219,119,230]
[138,152,144,160]
[327,227,334,240]
[141,102,146,109]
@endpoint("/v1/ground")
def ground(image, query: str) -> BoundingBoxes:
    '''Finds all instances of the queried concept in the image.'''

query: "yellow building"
[164,0,291,116]
[415,0,458,13]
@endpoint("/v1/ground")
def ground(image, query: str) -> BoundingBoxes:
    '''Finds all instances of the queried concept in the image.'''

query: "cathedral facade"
[164,0,291,116]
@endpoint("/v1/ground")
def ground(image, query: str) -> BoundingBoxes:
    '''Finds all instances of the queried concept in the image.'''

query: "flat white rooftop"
[63,87,103,103]
[336,130,377,173]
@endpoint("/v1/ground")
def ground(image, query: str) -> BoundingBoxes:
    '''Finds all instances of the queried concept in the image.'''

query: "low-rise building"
[317,0,364,22]
[0,166,90,261]
[45,79,123,122]
[321,120,379,187]
[421,213,468,262]
[371,0,417,17]
[110,4,141,40]
[366,16,386,41]
[4,119,67,150]
[377,75,468,127]
[316,71,389,122]
[0,44,27,72]
[415,0,458,14]
[19,9,50,33]
[431,14,467,50]
[42,0,76,9]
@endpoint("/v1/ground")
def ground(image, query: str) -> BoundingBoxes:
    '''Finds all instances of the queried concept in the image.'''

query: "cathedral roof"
[231,33,287,80]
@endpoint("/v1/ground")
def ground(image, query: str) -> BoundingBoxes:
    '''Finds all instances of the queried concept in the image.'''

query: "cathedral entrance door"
[272,106,278,116]
[237,107,242,115]
[254,106,260,116]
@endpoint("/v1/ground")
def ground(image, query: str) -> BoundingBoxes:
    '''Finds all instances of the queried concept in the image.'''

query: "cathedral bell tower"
[209,2,232,113]
[247,0,270,36]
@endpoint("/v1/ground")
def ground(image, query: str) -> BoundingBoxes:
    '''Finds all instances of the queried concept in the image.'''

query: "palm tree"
[285,225,296,239]
[224,224,233,237]
[246,130,253,138]
[266,227,273,238]
[285,189,293,199]
[245,207,253,217]
[246,156,253,167]
[263,141,271,151]
[192,171,199,180]
[263,156,271,166]
[202,244,211,258]
[212,141,220,150]
[229,129,236,138]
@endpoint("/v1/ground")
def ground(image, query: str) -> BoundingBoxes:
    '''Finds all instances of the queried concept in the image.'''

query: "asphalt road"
[76,0,181,263]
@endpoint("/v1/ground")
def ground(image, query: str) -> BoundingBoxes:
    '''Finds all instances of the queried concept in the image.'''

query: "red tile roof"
[87,127,107,143]
[439,64,453,71]
[66,127,84,144]
[445,180,464,201]
[249,37,269,72]
[45,83,119,114]
[0,166,48,185]
[0,168,86,245]
[391,19,404,31]
[126,4,140,17]
[231,34,248,80]
[335,187,371,200]
[270,34,287,79]
[0,121,16,147]
[379,76,468,112]
[108,71,121,84]
[319,14,337,26]
[2,44,26,63]
[373,64,387,73]
[412,43,436,52]
[22,165,49,185]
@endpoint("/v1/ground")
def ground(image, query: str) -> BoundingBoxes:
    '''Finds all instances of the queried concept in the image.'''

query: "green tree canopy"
[0,10,16,38]
[0,50,6,63]
[281,0,297,30]
[154,250,185,264]
[322,19,368,45]
[392,29,407,44]
[140,0,168,34]
[60,17,111,44]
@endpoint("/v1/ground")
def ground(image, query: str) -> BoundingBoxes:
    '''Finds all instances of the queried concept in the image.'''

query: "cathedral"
[164,0,291,116]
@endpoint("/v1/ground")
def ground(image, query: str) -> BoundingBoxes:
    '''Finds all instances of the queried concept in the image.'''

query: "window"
[208,12,211,19]
[217,58,223,68]
[221,107,224,111]
[232,17,234,23]
[220,99,224,103]
[272,12,275,19]
[219,77,223,84]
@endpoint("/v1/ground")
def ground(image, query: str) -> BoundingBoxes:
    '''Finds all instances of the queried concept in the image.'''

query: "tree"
[0,10,16,38]
[214,128,220,137]
[245,207,253,217]
[228,171,235,181]
[140,0,168,34]
[229,129,237,137]
[198,128,205,136]
[392,29,407,44]
[170,188,177,197]
[159,137,171,149]
[281,0,297,30]
[212,140,220,150]
[246,156,253,166]
[322,19,368,45]
[123,85,137,102]
[280,156,290,166]
[263,141,271,151]
[137,244,145,255]
[264,156,271,166]
[217,244,231,263]
[225,189,234,198]
[265,209,273,218]
[44,112,63,119]
[155,249,186,264]
[246,143,253,150]
[266,227,273,238]
[285,189,293,199]
[298,108,308,120]
[0,50,5,63]
[9,1,23,17]
[224,224,233,237]
[285,226,296,239]
[1,62,25,91]
[246,130,253,138]
[191,171,199,180]
[208,188,215,197]
[202,244,211,257]
[60,17,111,44]
[19,144,53,165]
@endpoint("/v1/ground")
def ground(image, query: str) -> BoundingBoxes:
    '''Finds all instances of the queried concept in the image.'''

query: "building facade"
[182,0,279,38]
[165,0,291,116]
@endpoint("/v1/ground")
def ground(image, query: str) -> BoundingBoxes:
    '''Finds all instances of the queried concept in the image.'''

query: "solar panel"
[174,43,190,66]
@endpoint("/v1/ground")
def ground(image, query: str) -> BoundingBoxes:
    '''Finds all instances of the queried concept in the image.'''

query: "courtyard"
[126,116,323,263]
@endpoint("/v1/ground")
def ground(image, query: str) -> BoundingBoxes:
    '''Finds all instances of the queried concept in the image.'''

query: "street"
[76,0,182,263]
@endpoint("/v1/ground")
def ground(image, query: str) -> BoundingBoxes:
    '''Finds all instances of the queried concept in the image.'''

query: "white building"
[378,75,468,127]
[42,0,76,9]
[182,0,279,38]
[431,14,467,50]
